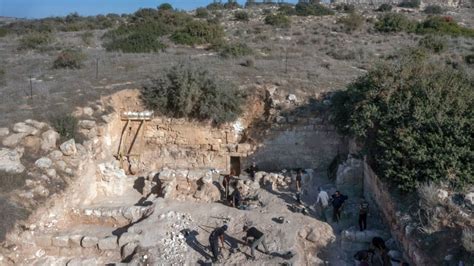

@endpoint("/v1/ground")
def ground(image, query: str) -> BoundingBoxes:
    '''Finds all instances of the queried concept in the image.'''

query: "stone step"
[69,205,153,225]
[34,223,141,251]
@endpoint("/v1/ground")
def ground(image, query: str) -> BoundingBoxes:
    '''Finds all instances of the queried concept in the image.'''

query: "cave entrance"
[230,156,241,176]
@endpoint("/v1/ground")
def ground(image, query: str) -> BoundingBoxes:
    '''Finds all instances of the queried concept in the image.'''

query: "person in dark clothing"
[209,224,228,263]
[370,237,391,266]
[222,171,234,202]
[295,170,302,192]
[331,191,348,223]
[231,187,242,208]
[359,198,369,231]
[243,225,269,260]
[247,162,258,179]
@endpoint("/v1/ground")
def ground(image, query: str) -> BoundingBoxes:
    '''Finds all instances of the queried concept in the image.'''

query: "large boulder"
[25,119,47,130]
[13,122,38,135]
[41,130,60,152]
[465,192,474,209]
[60,139,77,156]
[2,133,27,147]
[78,120,96,130]
[35,157,53,169]
[97,161,131,197]
[0,148,25,173]
[0,128,9,137]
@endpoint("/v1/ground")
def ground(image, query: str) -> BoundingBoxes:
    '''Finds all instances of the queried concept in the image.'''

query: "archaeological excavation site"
[0,0,473,265]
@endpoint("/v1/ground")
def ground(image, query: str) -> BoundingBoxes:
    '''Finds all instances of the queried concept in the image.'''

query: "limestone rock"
[98,236,118,250]
[32,185,49,197]
[121,241,139,260]
[465,192,474,208]
[2,133,27,147]
[46,169,57,178]
[56,160,67,171]
[201,172,213,184]
[49,150,63,160]
[118,232,140,247]
[69,235,83,247]
[78,120,96,130]
[52,235,70,247]
[60,139,77,156]
[0,148,25,173]
[25,119,47,130]
[81,236,99,248]
[35,157,53,169]
[22,136,42,152]
[35,235,52,247]
[97,161,130,196]
[159,168,177,182]
[41,130,60,152]
[13,122,38,135]
[287,94,297,102]
[437,189,449,201]
[83,107,94,117]
[0,127,9,137]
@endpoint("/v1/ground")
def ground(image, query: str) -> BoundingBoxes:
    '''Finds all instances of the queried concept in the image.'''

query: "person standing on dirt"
[295,169,303,192]
[359,197,369,231]
[223,171,234,203]
[242,225,269,260]
[330,190,348,223]
[315,187,329,221]
[231,187,242,209]
[247,162,259,179]
[209,224,228,263]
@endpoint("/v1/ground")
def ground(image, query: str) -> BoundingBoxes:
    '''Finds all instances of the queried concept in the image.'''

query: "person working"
[208,224,228,263]
[242,225,269,260]
[331,191,348,223]
[315,187,329,221]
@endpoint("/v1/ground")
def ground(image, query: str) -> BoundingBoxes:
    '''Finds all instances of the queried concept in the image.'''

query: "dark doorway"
[230,156,241,176]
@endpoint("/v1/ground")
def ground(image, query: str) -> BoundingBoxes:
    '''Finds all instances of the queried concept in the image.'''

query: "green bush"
[0,28,8,37]
[51,114,79,141]
[337,12,365,32]
[264,14,291,28]
[207,2,224,10]
[416,16,474,37]
[171,20,224,46]
[0,68,5,86]
[219,43,253,58]
[18,32,53,50]
[80,31,93,45]
[335,3,356,13]
[141,63,244,125]
[53,49,86,69]
[424,5,443,14]
[224,1,241,9]
[105,32,166,53]
[278,4,297,15]
[376,3,392,12]
[234,11,250,21]
[465,54,474,65]
[195,7,209,18]
[418,35,447,53]
[158,3,173,11]
[295,2,334,16]
[398,0,420,8]
[375,13,416,32]
[330,54,473,191]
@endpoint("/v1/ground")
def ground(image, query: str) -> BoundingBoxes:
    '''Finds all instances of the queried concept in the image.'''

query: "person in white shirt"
[315,187,329,221]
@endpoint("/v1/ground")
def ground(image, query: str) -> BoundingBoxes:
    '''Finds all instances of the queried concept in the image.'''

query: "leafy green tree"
[331,52,473,191]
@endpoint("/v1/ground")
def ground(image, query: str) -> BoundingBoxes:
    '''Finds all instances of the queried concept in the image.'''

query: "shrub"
[141,63,244,125]
[207,2,224,10]
[105,32,166,53]
[53,49,86,69]
[195,7,209,18]
[465,54,474,65]
[219,43,253,58]
[278,4,297,16]
[424,5,443,14]
[51,114,79,141]
[0,68,5,86]
[80,31,93,45]
[264,14,291,28]
[418,35,447,53]
[416,16,474,37]
[158,3,173,11]
[398,0,420,8]
[171,20,224,46]
[0,28,8,37]
[234,11,250,21]
[295,2,334,16]
[224,1,242,9]
[335,4,356,13]
[18,32,53,50]
[376,3,392,12]
[330,54,473,191]
[374,13,416,32]
[337,12,365,32]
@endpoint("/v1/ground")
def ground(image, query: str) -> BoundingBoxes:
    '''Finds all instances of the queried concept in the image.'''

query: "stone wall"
[247,120,347,171]
[363,159,433,265]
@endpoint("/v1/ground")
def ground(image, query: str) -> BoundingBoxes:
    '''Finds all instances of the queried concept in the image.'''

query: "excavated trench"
[1,88,400,265]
